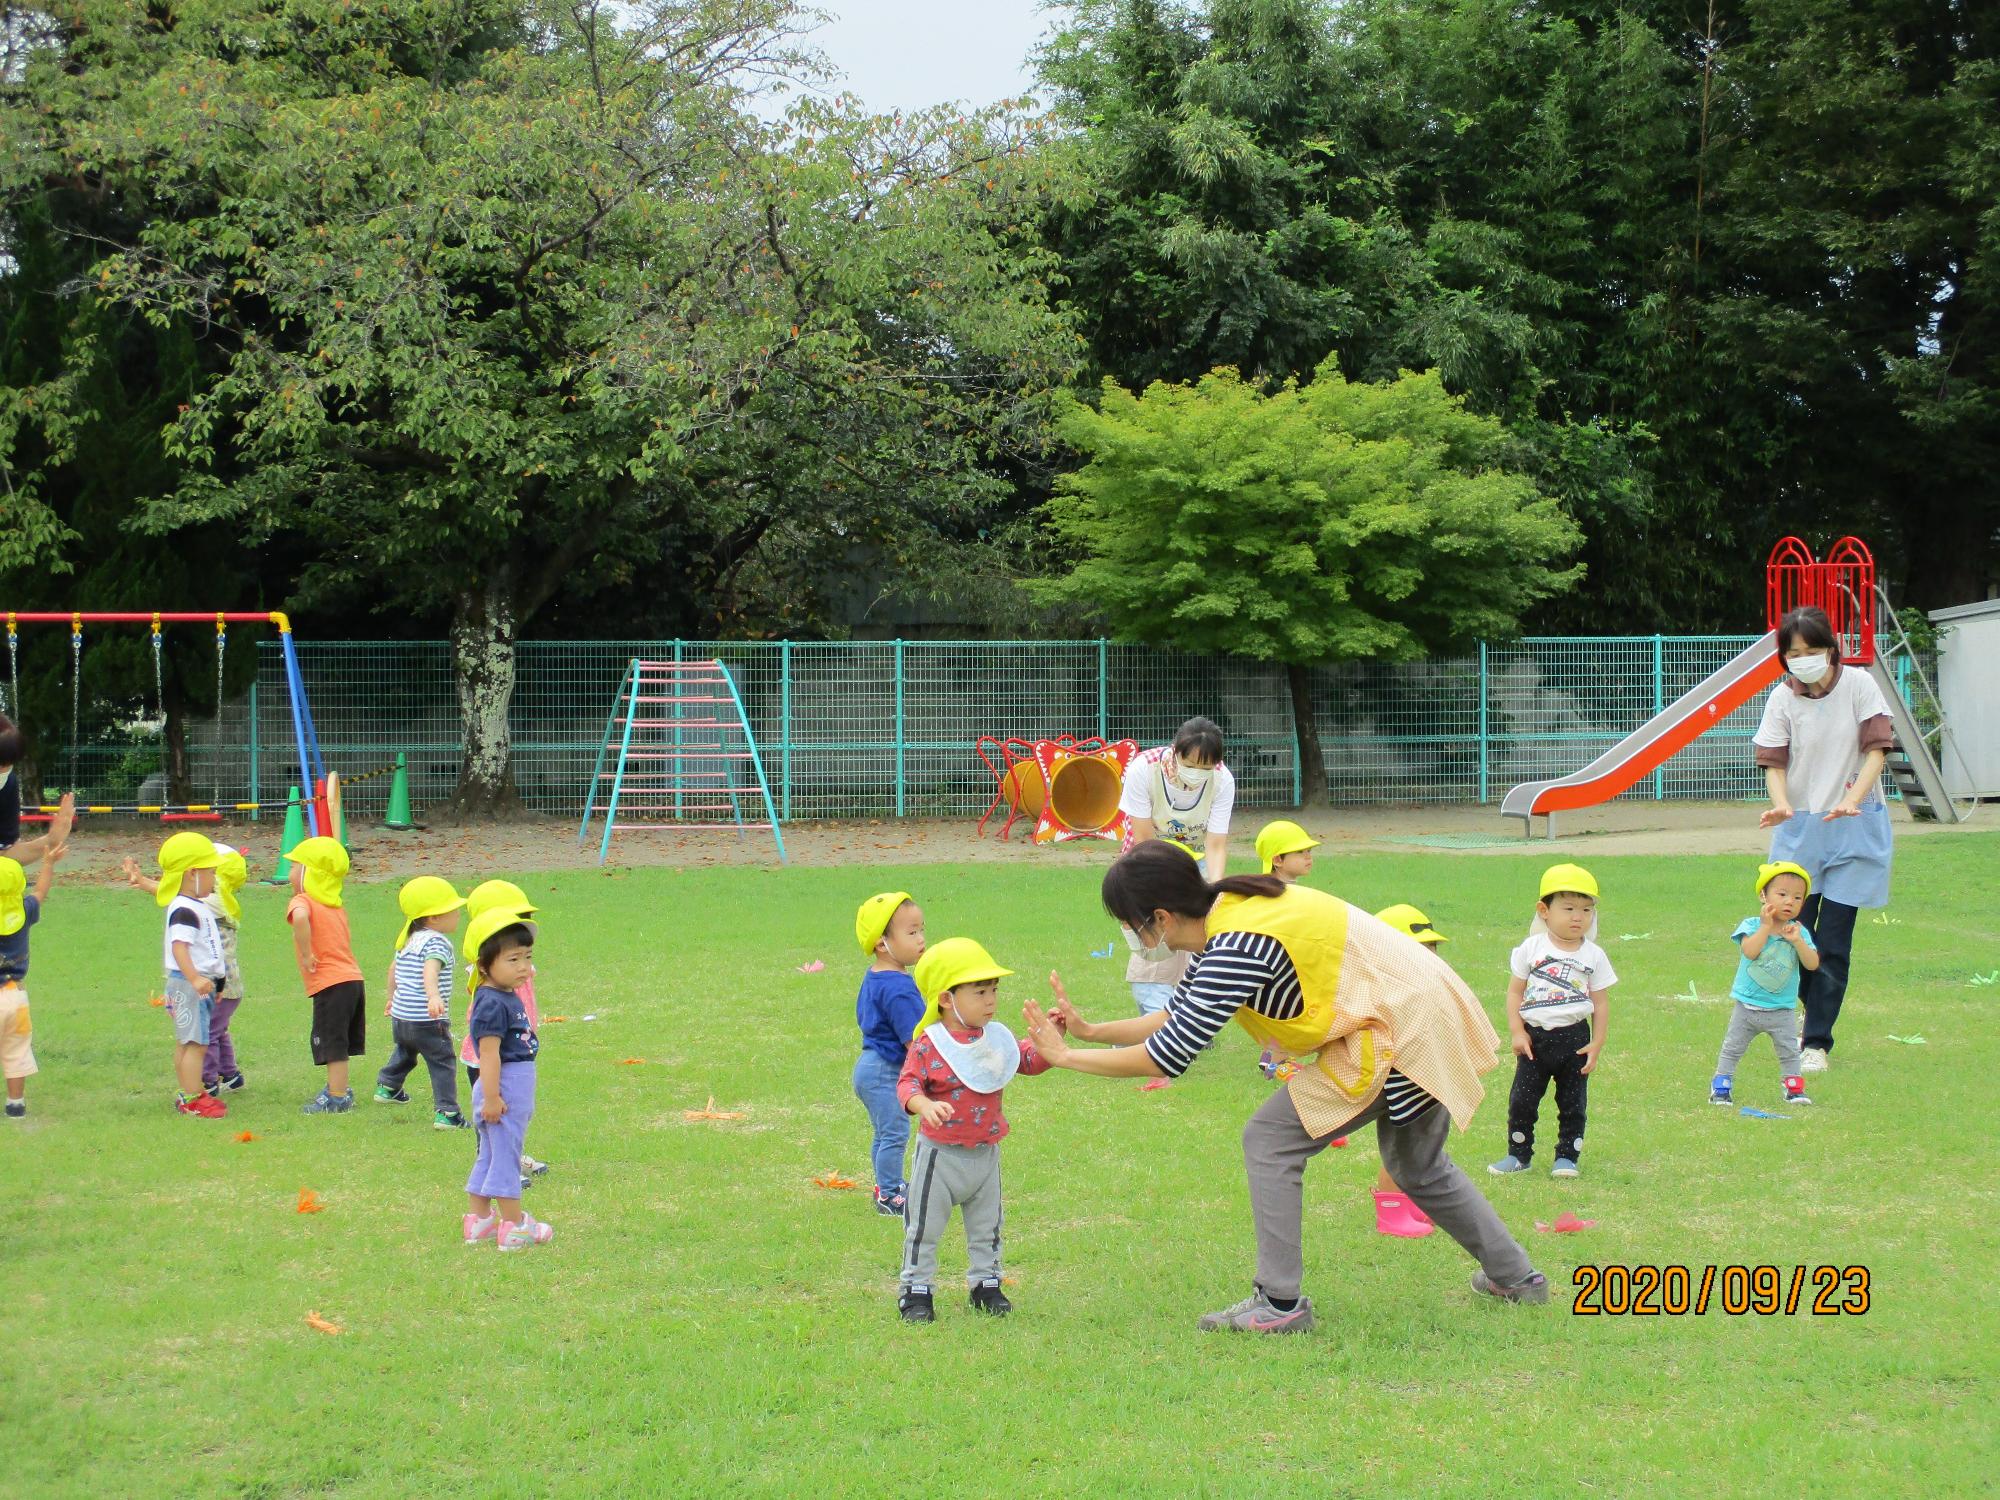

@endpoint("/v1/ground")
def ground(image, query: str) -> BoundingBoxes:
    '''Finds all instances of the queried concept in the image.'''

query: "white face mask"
[1125,919,1174,964]
[1171,761,1213,792]
[1788,653,1831,685]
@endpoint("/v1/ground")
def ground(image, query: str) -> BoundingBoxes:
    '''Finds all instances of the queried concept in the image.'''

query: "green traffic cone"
[384,752,415,832]
[265,786,306,884]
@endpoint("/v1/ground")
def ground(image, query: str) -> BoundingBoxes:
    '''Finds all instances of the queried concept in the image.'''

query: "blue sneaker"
[302,1089,355,1115]
[1551,1158,1580,1178]
[1487,1155,1530,1175]
[1710,1075,1733,1104]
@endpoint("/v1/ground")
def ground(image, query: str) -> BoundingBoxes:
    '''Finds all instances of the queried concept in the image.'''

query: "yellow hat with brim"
[911,937,1014,1038]
[856,890,914,957]
[1539,862,1598,902]
[213,843,248,922]
[155,831,223,907]
[461,905,536,998]
[287,836,350,907]
[1255,820,1320,873]
[1374,903,1446,945]
[0,858,25,938]
[1756,861,1812,898]
[397,875,466,950]
[466,879,538,922]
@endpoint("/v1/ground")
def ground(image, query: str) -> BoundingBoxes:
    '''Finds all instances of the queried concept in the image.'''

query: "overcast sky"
[792,0,1058,112]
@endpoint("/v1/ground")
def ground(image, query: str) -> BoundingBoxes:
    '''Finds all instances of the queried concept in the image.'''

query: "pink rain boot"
[1374,1189,1435,1239]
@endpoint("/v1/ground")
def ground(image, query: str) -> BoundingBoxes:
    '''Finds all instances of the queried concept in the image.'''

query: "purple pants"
[203,996,242,1085]
[466,1060,536,1200]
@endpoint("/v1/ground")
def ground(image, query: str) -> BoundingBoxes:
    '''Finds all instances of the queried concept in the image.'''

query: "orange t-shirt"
[285,894,363,995]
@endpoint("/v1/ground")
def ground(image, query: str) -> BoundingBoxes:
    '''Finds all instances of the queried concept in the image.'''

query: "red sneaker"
[195,1093,228,1118]
[177,1096,204,1116]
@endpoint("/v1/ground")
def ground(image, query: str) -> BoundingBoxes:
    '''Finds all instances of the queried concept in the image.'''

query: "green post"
[893,638,906,818]
[248,676,260,823]
[673,639,684,820]
[1096,638,1108,741]
[1477,642,1490,804]
[780,639,793,822]
[1652,634,1665,800]
[1289,665,1303,806]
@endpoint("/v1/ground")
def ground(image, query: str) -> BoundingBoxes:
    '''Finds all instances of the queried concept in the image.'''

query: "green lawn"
[6,834,1998,1497]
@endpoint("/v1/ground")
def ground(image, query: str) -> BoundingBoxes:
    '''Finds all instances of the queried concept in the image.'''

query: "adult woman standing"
[1024,843,1546,1331]
[1116,716,1234,1016]
[1752,607,1895,1074]
[0,715,72,861]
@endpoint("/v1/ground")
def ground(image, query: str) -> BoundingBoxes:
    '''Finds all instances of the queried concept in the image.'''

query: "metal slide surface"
[1501,633,1781,823]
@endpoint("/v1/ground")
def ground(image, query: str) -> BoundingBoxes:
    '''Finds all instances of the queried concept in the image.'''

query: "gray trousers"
[1715,1003,1804,1079]
[1244,1087,1534,1301]
[900,1137,1003,1292]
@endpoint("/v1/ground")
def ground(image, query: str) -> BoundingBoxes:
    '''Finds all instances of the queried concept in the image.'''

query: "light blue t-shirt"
[1730,917,1817,1008]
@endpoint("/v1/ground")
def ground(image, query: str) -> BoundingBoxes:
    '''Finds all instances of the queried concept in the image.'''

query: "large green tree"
[1031,360,1583,801]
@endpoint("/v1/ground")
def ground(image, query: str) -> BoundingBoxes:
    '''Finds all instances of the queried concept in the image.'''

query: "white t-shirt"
[1751,668,1892,814]
[163,895,227,979]
[1509,935,1617,1030]
[1118,746,1236,840]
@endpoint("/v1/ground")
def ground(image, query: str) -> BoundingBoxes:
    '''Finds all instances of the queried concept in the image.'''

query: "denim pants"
[852,1049,911,1193]
[378,1018,461,1113]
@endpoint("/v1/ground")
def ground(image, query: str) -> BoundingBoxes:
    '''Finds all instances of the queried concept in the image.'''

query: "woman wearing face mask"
[1025,841,1544,1331]
[0,715,73,863]
[1116,716,1235,1017]
[1750,607,1895,1075]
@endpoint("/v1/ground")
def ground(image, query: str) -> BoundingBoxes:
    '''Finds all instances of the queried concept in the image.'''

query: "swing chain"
[69,613,82,794]
[214,615,227,805]
[150,613,165,723]
[3,613,16,720]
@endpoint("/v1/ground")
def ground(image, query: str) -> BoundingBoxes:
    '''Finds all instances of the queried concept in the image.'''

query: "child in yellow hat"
[853,891,927,1218]
[123,842,251,1098]
[456,880,547,1183]
[373,876,469,1126]
[0,840,65,1120]
[894,937,1050,1324]
[1491,864,1616,1179]
[155,832,230,1117]
[1254,820,1320,880]
[1710,862,1820,1108]
[1366,904,1456,1237]
[460,906,549,1250]
[285,837,367,1115]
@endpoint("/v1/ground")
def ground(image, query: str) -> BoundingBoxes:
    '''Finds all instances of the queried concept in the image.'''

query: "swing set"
[0,611,330,831]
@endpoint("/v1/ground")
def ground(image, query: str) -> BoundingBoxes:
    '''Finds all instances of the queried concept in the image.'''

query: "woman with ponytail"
[1025,842,1544,1331]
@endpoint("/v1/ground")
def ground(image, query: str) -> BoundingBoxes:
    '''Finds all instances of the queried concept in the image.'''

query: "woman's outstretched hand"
[1759,802,1795,829]
[1022,999,1071,1065]
[1046,971,1096,1042]
[1822,799,1862,821]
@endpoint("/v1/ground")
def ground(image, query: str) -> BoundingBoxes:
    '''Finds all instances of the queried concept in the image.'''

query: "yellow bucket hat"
[466,879,538,921]
[911,937,1014,1037]
[855,891,914,957]
[1255,820,1320,873]
[1539,862,1598,901]
[1374,903,1446,945]
[155,831,223,907]
[212,843,248,922]
[1756,861,1812,898]
[461,905,536,997]
[287,836,350,907]
[397,875,466,949]
[0,858,25,938]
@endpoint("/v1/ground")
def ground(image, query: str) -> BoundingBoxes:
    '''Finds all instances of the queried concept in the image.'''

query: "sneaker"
[5,1099,25,1119]
[177,1095,205,1116]
[434,1110,470,1130]
[1783,1077,1813,1106]
[1710,1075,1734,1104]
[1800,1047,1829,1074]
[874,1186,907,1218]
[373,1085,410,1104]
[1551,1158,1580,1178]
[497,1212,554,1251]
[899,1289,935,1324]
[1197,1288,1315,1334]
[969,1279,1012,1316]
[1374,1189,1435,1239]
[202,1079,222,1099]
[462,1213,498,1247]
[302,1089,354,1115]
[179,1093,226,1118]
[521,1155,549,1175]
[218,1071,246,1092]
[1488,1155,1530,1175]
[1470,1269,1551,1305]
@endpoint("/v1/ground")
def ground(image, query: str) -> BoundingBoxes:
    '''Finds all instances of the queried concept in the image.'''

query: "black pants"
[1505,1020,1590,1165]
[377,1019,460,1113]
[1799,894,1857,1054]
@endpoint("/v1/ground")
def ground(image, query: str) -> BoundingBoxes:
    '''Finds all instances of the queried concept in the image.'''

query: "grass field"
[6,833,1998,1497]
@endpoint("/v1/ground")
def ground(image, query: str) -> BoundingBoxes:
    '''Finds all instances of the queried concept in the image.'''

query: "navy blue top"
[855,968,925,1068]
[0,894,39,983]
[468,983,539,1064]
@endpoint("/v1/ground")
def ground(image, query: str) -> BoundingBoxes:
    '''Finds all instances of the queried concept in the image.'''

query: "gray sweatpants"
[900,1137,1003,1293]
[1244,1086,1534,1302]
[1715,1002,1804,1080]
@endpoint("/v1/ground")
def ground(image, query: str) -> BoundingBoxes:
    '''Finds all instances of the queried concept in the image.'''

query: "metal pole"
[249,674,260,823]
[1477,642,1489,805]
[1289,665,1303,806]
[597,662,640,866]
[1097,638,1108,741]
[1652,634,1665,800]
[894,638,906,819]
[672,640,684,821]
[279,631,318,836]
[780,640,792,822]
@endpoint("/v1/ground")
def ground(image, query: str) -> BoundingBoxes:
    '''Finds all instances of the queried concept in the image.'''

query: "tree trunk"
[163,697,193,804]
[449,573,520,817]
[1285,662,1328,806]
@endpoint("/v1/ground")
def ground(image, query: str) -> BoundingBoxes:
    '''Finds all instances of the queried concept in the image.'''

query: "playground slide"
[1501,633,1781,827]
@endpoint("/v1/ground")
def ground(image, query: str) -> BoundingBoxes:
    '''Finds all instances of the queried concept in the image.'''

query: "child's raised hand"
[914,1096,954,1129]
[480,1092,506,1124]
[120,855,148,888]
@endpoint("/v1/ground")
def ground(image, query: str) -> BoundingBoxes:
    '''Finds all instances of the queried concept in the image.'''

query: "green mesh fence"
[22,633,1900,822]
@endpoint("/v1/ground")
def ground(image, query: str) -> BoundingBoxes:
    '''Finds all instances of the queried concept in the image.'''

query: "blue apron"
[1767,802,1893,910]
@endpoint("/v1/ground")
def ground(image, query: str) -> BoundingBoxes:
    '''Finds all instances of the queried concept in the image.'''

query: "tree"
[1030,360,1582,801]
